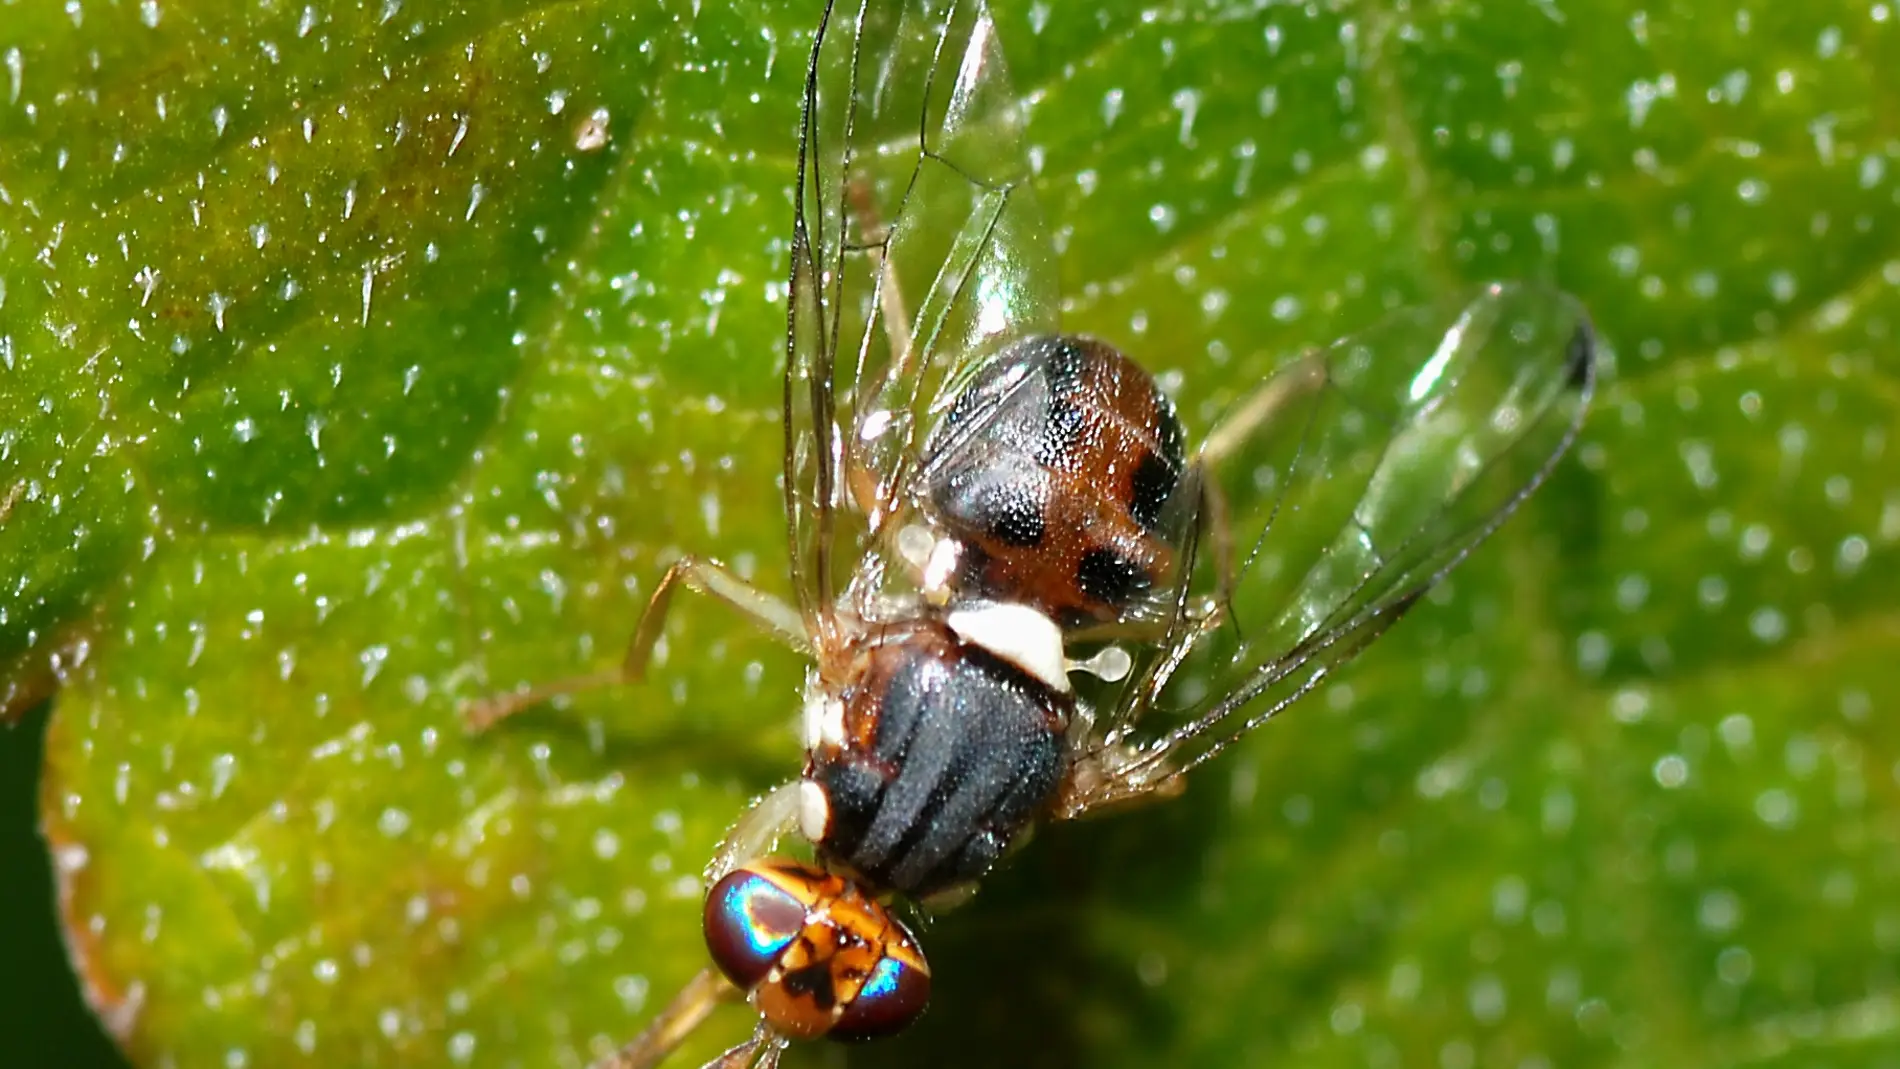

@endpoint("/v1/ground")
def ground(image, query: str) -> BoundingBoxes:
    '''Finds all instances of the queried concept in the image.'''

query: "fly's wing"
[784,0,1058,622]
[1057,283,1598,817]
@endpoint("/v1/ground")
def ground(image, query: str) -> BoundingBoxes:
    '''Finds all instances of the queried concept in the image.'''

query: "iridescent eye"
[831,943,932,1042]
[703,860,934,1042]
[703,866,807,990]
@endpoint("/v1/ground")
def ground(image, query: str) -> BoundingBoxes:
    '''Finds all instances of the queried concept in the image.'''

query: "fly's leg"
[706,1022,788,1069]
[850,178,916,392]
[583,785,806,1068]
[1069,361,1333,743]
[1192,354,1331,626]
[589,967,741,1069]
[619,557,808,681]
[1052,357,1338,820]
[583,982,785,1069]
[843,176,918,526]
[464,556,808,732]
[703,780,807,884]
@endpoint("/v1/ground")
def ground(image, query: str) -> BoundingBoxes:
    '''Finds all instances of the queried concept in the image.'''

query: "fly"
[467,2,1598,1066]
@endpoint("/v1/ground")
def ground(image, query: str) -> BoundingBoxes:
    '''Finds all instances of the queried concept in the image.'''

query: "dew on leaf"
[7,3,1899,1067]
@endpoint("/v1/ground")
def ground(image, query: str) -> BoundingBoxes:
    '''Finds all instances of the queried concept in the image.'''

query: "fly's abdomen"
[921,335,1190,628]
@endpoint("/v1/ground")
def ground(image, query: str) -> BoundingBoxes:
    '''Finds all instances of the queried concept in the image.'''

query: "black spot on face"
[1127,449,1179,531]
[1076,547,1148,607]
[781,960,839,1011]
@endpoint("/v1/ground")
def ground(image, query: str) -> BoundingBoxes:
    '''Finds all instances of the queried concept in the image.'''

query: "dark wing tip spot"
[1564,316,1598,393]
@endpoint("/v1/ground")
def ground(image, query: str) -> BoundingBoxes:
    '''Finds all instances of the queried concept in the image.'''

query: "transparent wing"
[784,0,1059,626]
[1057,283,1598,817]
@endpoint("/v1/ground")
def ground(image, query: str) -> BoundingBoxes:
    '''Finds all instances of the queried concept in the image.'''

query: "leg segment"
[703,780,806,885]
[620,557,808,681]
[1054,357,1336,818]
[1194,353,1330,613]
[844,176,917,526]
[463,556,807,732]
[707,1022,788,1069]
[585,785,805,1069]
[588,967,739,1069]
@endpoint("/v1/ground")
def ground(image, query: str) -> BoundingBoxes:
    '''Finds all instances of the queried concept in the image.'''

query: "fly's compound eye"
[702,860,932,1041]
[704,866,807,990]
[826,927,931,1042]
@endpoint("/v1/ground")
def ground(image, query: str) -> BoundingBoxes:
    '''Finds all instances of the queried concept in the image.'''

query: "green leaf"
[5,1,1897,1068]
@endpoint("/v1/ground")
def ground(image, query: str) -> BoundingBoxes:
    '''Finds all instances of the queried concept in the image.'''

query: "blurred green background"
[1,1,1895,1067]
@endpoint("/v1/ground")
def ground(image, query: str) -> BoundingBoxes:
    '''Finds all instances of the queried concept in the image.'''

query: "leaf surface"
[3,2,1896,1067]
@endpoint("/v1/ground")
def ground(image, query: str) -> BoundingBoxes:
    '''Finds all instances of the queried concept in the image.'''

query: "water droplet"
[1653,754,1689,788]
[1698,888,1742,932]
[378,807,411,837]
[1754,788,1797,828]
[575,107,611,151]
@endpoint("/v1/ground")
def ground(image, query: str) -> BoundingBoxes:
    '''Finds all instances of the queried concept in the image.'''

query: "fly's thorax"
[798,611,1071,899]
[917,333,1193,629]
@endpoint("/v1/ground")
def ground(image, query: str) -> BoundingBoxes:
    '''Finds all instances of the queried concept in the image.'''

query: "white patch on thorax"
[801,687,846,751]
[797,779,831,843]
[945,601,1071,695]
